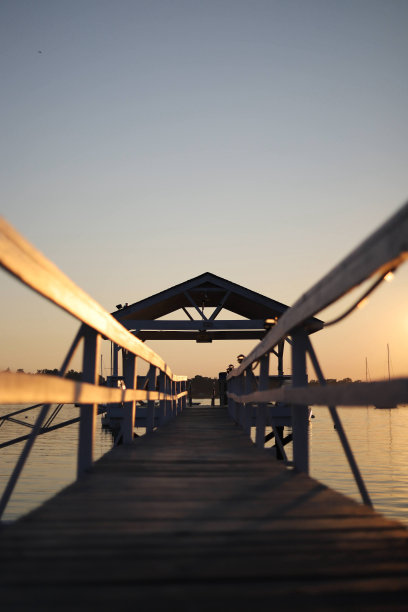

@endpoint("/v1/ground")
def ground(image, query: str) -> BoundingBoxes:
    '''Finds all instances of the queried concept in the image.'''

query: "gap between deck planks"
[0,404,407,611]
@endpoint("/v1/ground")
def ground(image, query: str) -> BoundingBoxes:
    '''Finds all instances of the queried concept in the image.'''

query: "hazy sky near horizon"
[1,0,407,381]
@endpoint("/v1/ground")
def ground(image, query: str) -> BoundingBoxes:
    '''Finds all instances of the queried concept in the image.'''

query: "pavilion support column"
[227,376,235,420]
[256,354,269,448]
[164,376,170,421]
[278,341,284,377]
[172,380,177,416]
[181,380,187,411]
[176,381,181,414]
[122,352,136,444]
[243,368,252,435]
[146,365,156,432]
[291,329,309,474]
[158,371,166,425]
[238,374,245,427]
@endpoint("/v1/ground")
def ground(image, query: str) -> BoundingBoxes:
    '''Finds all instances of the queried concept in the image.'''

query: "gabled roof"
[113,272,289,321]
[111,273,323,342]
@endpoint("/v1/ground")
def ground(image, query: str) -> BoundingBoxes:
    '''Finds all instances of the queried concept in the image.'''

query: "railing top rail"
[229,201,408,378]
[227,377,408,408]
[0,218,182,380]
[0,371,187,405]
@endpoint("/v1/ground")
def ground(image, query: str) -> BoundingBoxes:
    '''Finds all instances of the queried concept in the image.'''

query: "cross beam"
[120,320,267,331]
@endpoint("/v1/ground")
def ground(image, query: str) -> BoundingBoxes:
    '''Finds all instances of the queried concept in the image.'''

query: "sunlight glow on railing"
[226,200,408,506]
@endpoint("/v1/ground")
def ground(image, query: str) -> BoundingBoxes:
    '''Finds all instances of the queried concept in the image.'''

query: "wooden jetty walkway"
[1,205,408,610]
[1,404,408,611]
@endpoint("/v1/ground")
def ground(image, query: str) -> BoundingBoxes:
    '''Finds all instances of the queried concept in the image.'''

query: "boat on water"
[375,344,396,409]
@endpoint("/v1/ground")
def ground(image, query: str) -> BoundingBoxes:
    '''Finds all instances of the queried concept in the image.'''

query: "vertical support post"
[278,341,284,377]
[179,381,183,413]
[166,375,171,421]
[78,326,100,476]
[122,352,137,444]
[146,365,156,432]
[226,376,231,418]
[243,368,252,435]
[233,376,240,423]
[113,343,119,376]
[176,381,180,414]
[306,336,372,506]
[218,372,227,406]
[164,375,169,420]
[237,374,245,427]
[182,380,187,411]
[256,353,269,448]
[233,377,238,421]
[158,370,166,425]
[291,329,309,473]
[172,380,177,416]
[227,377,231,418]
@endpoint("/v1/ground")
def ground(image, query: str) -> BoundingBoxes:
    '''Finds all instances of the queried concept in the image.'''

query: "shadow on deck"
[0,405,407,611]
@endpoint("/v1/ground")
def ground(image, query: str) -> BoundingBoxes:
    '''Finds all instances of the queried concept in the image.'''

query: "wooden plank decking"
[0,405,407,610]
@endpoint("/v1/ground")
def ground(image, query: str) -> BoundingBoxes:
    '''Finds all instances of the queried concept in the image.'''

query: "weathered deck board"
[0,405,407,610]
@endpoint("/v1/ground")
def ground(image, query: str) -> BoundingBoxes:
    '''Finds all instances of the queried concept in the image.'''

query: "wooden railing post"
[291,329,309,473]
[146,365,156,432]
[171,379,175,417]
[256,354,269,448]
[78,326,100,476]
[175,381,179,414]
[238,374,245,427]
[177,381,182,414]
[182,380,187,411]
[243,368,252,435]
[228,376,236,421]
[171,377,175,418]
[122,352,137,444]
[165,375,171,422]
[158,370,166,425]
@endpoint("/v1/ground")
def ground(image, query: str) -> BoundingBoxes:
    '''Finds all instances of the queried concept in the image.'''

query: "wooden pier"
[1,206,408,609]
[1,404,407,610]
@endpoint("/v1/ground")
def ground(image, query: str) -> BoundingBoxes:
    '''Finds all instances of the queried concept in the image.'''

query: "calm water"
[1,403,408,526]
[309,405,408,525]
[0,404,115,522]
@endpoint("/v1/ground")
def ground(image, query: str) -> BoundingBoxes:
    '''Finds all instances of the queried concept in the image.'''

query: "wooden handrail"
[0,217,179,379]
[0,372,187,406]
[230,201,408,378]
[227,378,408,408]
[226,201,408,497]
[0,221,190,519]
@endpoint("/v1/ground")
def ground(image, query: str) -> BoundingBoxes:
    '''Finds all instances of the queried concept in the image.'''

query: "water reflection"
[309,405,408,526]
[1,404,408,526]
[0,404,114,522]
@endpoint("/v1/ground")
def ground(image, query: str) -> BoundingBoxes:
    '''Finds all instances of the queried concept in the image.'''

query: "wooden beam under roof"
[134,330,266,341]
[121,319,267,331]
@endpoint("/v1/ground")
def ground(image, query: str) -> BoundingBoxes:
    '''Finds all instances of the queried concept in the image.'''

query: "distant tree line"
[308,378,361,385]
[36,368,83,380]
[36,369,106,385]
[186,376,363,398]
[2,368,360,389]
[0,368,106,385]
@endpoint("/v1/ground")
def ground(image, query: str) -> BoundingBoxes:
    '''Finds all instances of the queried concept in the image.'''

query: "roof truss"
[112,272,322,342]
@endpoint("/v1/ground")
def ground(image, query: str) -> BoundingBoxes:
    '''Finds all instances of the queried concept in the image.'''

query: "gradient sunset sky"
[1,0,407,381]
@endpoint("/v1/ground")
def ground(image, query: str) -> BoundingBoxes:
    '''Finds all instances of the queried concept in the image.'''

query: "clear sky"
[1,0,407,381]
